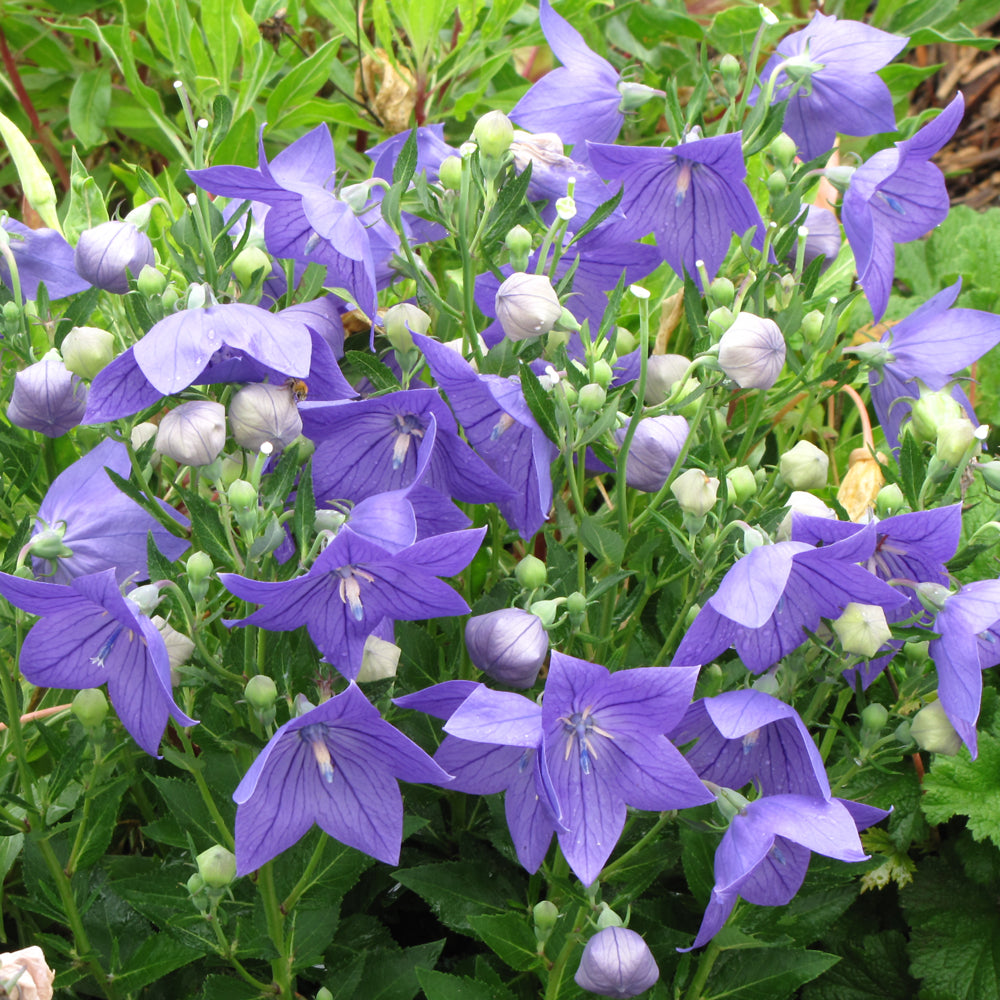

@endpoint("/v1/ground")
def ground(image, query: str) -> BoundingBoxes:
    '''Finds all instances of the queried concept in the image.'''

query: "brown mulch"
[919,14,1000,208]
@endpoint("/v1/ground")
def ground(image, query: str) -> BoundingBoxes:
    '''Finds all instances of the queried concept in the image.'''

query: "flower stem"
[683,938,722,1000]
[260,861,294,996]
[543,903,588,1000]
[173,723,235,850]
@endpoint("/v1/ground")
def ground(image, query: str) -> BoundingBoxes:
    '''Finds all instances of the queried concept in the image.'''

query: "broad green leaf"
[517,360,560,446]
[266,38,342,127]
[801,931,917,1000]
[705,947,840,1000]
[68,67,111,149]
[578,515,625,567]
[416,968,517,1000]
[63,149,110,243]
[344,350,401,391]
[922,729,1000,844]
[467,913,542,972]
[110,933,209,993]
[202,0,243,90]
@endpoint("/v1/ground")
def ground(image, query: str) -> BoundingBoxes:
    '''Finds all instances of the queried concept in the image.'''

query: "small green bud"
[577,383,606,413]
[718,53,741,96]
[245,674,278,711]
[186,551,214,585]
[910,700,962,755]
[801,309,824,343]
[61,325,115,380]
[832,602,891,659]
[529,598,565,628]
[935,416,977,468]
[534,900,559,933]
[715,784,751,822]
[766,170,787,197]
[769,132,797,170]
[72,688,109,730]
[701,662,724,698]
[515,554,547,590]
[228,478,257,510]
[137,264,168,297]
[894,720,913,746]
[613,328,637,354]
[617,80,664,112]
[707,277,735,309]
[566,591,587,617]
[438,155,463,190]
[161,285,181,313]
[473,110,514,159]
[872,483,904,519]
[232,246,271,288]
[2,301,21,325]
[779,439,829,490]
[671,468,719,517]
[595,904,624,930]
[909,390,962,444]
[357,634,401,682]
[979,460,1000,491]
[197,845,237,889]
[726,465,757,504]
[317,990,334,1000]
[384,302,430,353]
[861,703,889,733]
[187,872,207,909]
[505,224,532,258]
[591,359,614,389]
[707,306,734,338]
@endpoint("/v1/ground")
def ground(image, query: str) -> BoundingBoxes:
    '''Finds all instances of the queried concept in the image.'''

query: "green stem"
[683,938,722,1000]
[544,903,588,1000]
[281,834,326,913]
[260,862,294,996]
[205,911,271,993]
[819,687,854,763]
[66,744,107,876]
[174,724,235,850]
[616,289,651,536]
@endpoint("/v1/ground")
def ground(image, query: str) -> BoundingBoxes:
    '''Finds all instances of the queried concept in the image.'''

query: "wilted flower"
[155,401,227,467]
[575,926,660,998]
[465,608,549,688]
[616,415,689,493]
[495,272,562,341]
[7,355,87,437]
[718,314,785,389]
[0,945,55,1000]
[74,221,155,294]
[229,382,303,452]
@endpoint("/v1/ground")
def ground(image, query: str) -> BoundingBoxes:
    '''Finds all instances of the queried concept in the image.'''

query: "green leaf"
[393,860,526,934]
[578,515,625,567]
[897,431,923,508]
[293,460,316,558]
[266,38,341,126]
[705,947,840,1000]
[68,66,111,149]
[175,486,235,571]
[63,149,110,243]
[416,968,516,1000]
[517,360,559,446]
[568,185,624,246]
[147,775,231,850]
[71,775,131,871]
[110,933,209,993]
[200,975,262,1000]
[381,128,419,226]
[345,350,401,392]
[201,0,242,89]
[467,913,542,972]
[332,941,445,1000]
[483,160,533,247]
[801,931,917,1000]
[922,729,1000,845]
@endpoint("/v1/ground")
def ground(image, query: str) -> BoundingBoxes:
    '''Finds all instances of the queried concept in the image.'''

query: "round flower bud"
[186,551,213,585]
[979,460,1000,491]
[7,355,88,437]
[726,465,757,504]
[766,169,788,197]
[592,359,614,390]
[465,609,549,689]
[495,272,562,342]
[245,674,278,711]
[229,382,302,453]
[904,639,930,664]
[155,400,227,467]
[617,81,664,112]
[719,53,741,96]
[769,131,797,169]
[707,276,735,309]
[528,598,564,628]
[832,603,891,659]
[60,325,114,379]
[909,390,962,443]
[384,302,431,353]
[74,221,155,294]
[316,990,334,1000]
[196,845,237,889]
[566,591,587,617]
[438,155,463,190]
[614,328,638,354]
[574,926,659,999]
[228,478,257,510]
[802,309,825,342]
[718,314,785,390]
[861,703,889,733]
[643,354,691,405]
[533,900,559,932]
[357,634,401,682]
[875,483,905,519]
[514,554,547,590]
[231,246,271,288]
[935,416,976,467]
[505,224,532,270]
[670,467,719,517]
[910,700,962,756]
[72,688,109,729]
[776,489,835,540]
[615,415,689,493]
[137,264,168,297]
[707,306,735,338]
[578,383,607,413]
[596,905,625,930]
[779,440,829,490]
[473,110,514,159]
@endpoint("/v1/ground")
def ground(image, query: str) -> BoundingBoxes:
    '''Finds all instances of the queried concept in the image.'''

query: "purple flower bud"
[7,355,88,437]
[574,927,659,999]
[228,382,303,452]
[465,608,549,688]
[155,401,227,467]
[74,221,155,294]
[717,314,785,390]
[495,272,562,341]
[615,415,689,493]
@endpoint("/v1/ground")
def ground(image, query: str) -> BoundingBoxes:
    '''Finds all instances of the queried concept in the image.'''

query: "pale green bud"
[910,700,962,755]
[935,416,976,467]
[718,54,741,96]
[670,468,719,517]
[726,465,757,504]
[707,277,735,309]
[72,688,109,729]
[197,845,237,888]
[529,598,565,628]
[577,383,607,412]
[232,246,271,288]
[769,132,797,170]
[779,440,829,490]
[384,302,431,353]
[244,674,278,711]
[514,554,547,590]
[875,483,905,519]
[644,354,690,405]
[832,603,891,659]
[357,634,401,682]
[228,478,257,510]
[592,359,614,389]
[909,390,962,443]
[473,110,514,159]
[438,155,463,190]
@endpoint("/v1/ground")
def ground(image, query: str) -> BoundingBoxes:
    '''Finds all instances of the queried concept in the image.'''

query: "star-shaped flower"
[0,218,91,301]
[234,685,451,874]
[752,13,908,161]
[842,93,964,321]
[587,131,766,287]
[0,568,196,756]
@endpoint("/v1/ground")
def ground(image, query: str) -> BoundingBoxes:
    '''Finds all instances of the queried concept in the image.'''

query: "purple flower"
[672,689,830,798]
[683,794,877,950]
[7,356,88,437]
[575,926,659,999]
[220,526,485,679]
[233,685,451,874]
[189,125,379,317]
[367,124,455,185]
[30,438,189,585]
[411,333,557,538]
[718,314,785,389]
[465,609,549,688]
[587,131,766,287]
[752,13,908,161]
[842,94,964,321]
[921,580,1000,759]
[74,221,155,295]
[850,279,1000,450]
[616,415,689,493]
[510,0,624,146]
[672,524,906,674]
[540,652,712,885]
[797,205,842,270]
[0,568,196,756]
[0,218,91,301]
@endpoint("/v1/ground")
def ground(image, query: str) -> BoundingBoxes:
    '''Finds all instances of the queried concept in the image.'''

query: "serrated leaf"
[578,515,625,567]
[175,486,235,571]
[416,968,517,1000]
[897,432,923,508]
[705,947,840,1000]
[467,913,541,972]
[351,941,445,1000]
[800,931,916,1000]
[569,185,624,245]
[922,729,1000,844]
[200,974,262,1000]
[345,350,401,391]
[484,161,533,246]
[517,361,559,445]
[109,933,208,993]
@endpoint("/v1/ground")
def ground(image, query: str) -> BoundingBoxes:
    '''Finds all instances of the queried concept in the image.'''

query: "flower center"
[742,728,761,755]
[560,706,614,776]
[491,412,515,441]
[674,162,693,207]
[300,723,335,782]
[336,565,376,621]
[391,414,426,469]
[90,623,128,667]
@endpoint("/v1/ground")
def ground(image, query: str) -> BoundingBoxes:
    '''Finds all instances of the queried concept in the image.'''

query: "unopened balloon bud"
[904,639,930,664]
[566,591,587,619]
[769,131,797,169]
[779,440,829,490]
[7,356,88,437]
[228,479,257,510]
[155,401,227,467]
[616,415,689,493]
[671,468,719,517]
[229,382,303,453]
[533,900,559,945]
[910,700,962,755]
[617,80,664,112]
[707,305,735,338]
[578,383,607,413]
[473,110,514,160]
[832,603,891,659]
[718,313,785,389]
[245,674,278,712]
[438,155,463,190]
[495,272,562,342]
[740,524,766,553]
[802,309,824,343]
[137,264,168,298]
[910,390,962,443]
[385,302,431,353]
[875,483,905,519]
[707,277,735,309]
[574,927,660,1000]
[232,246,271,288]
[514,554,547,590]
[766,170,788,197]
[357,634,401,683]
[72,688,109,731]
[914,582,951,615]
[529,598,565,628]
[465,609,548,688]
[644,354,691,405]
[726,465,757,504]
[75,221,155,294]
[861,702,889,735]
[935,416,976,467]
[61,325,114,379]
[595,904,625,930]
[197,845,237,889]
[505,225,532,264]
[718,53,742,96]
[591,359,614,389]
